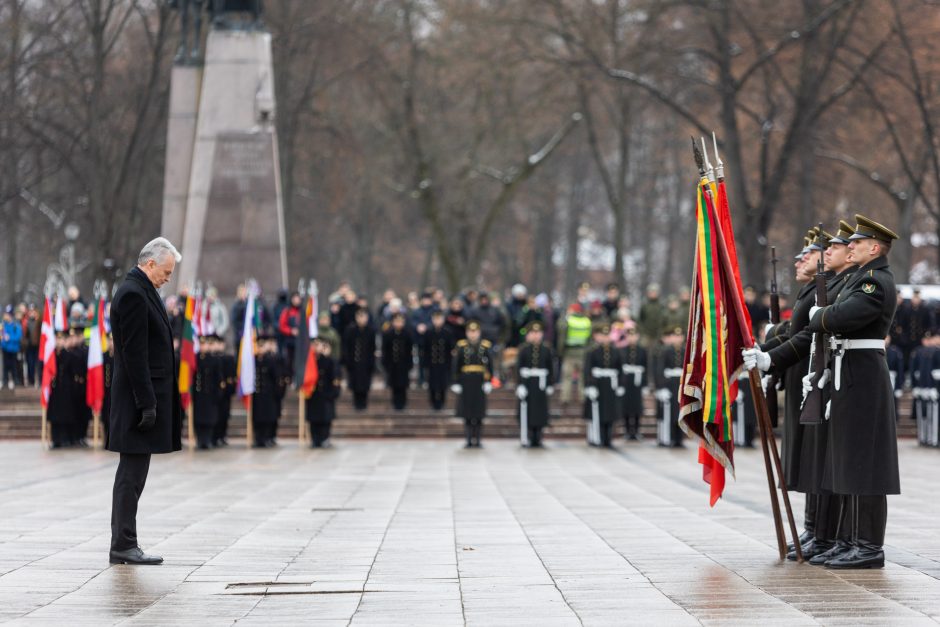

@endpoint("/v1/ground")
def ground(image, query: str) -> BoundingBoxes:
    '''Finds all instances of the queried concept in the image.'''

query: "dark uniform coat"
[107,267,183,455]
[252,353,284,425]
[583,344,623,425]
[765,276,824,490]
[654,343,684,444]
[807,256,900,495]
[47,347,74,426]
[342,324,376,393]
[454,339,492,422]
[305,355,340,423]
[102,352,114,439]
[193,352,222,428]
[381,328,413,389]
[516,341,555,429]
[620,344,647,418]
[422,326,454,390]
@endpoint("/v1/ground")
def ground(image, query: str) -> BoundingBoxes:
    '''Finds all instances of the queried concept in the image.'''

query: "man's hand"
[515,385,528,400]
[742,348,771,372]
[450,384,462,394]
[584,386,599,401]
[136,407,157,432]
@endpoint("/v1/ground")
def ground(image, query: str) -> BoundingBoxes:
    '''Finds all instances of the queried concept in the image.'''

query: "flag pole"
[187,403,195,451]
[298,390,307,446]
[246,401,253,448]
[93,411,101,449]
[41,407,48,448]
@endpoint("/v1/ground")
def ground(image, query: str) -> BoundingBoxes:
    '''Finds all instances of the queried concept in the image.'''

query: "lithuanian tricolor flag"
[679,166,751,506]
[178,296,196,410]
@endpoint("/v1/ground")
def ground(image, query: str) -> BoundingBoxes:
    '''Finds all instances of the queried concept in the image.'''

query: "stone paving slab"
[0,438,938,625]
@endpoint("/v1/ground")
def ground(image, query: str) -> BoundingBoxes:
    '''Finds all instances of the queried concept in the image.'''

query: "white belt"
[591,367,619,380]
[622,364,645,386]
[519,367,549,390]
[664,367,683,379]
[829,338,885,391]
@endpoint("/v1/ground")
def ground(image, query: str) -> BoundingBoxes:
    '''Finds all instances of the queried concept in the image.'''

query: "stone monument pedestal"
[164,28,287,298]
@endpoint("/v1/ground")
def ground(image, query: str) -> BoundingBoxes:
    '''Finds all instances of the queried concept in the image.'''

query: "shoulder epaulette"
[456,339,468,347]
[481,339,492,348]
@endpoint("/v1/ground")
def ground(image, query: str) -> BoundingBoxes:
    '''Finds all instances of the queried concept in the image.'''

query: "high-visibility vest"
[565,314,591,347]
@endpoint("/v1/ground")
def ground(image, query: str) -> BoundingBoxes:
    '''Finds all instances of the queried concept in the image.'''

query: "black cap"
[524,321,544,335]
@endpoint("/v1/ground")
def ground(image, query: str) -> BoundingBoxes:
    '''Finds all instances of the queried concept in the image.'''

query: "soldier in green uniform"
[452,320,492,448]
[805,215,900,569]
[515,321,555,448]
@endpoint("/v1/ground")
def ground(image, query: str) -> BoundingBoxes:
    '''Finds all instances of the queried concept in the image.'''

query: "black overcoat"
[516,342,555,429]
[423,327,454,390]
[583,344,623,425]
[620,344,647,418]
[343,324,376,393]
[305,355,340,423]
[381,328,413,389]
[454,339,491,422]
[47,347,74,426]
[193,352,222,428]
[807,256,900,495]
[107,267,183,454]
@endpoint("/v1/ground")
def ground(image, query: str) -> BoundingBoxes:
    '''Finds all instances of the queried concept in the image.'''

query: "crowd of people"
[3,271,938,451]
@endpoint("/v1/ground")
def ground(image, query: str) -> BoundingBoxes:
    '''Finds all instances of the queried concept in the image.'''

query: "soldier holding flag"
[515,321,555,448]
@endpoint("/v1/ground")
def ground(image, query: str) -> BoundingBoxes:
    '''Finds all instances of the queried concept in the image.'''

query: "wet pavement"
[0,438,938,626]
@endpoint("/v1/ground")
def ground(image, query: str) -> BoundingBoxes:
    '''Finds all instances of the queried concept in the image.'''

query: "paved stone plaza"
[0,438,938,626]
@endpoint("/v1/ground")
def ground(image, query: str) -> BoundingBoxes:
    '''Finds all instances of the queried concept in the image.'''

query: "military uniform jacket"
[193,352,222,428]
[342,324,376,393]
[252,353,284,425]
[305,355,340,424]
[47,348,74,425]
[381,328,413,389]
[764,278,820,490]
[516,341,555,429]
[583,344,623,425]
[454,339,492,422]
[422,327,454,389]
[798,267,854,494]
[807,256,900,495]
[620,344,647,417]
[654,344,684,440]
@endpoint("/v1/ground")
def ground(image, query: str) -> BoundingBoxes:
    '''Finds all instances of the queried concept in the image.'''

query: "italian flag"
[86,298,106,414]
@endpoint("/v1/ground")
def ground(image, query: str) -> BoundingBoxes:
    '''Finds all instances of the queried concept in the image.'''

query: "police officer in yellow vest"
[557,303,592,404]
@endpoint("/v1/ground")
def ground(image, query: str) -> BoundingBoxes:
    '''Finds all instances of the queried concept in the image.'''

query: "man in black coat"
[515,321,555,447]
[381,313,413,411]
[193,337,222,450]
[583,323,625,448]
[343,308,376,410]
[107,237,183,565]
[452,321,493,448]
[306,338,341,447]
[619,321,647,441]
[423,310,454,410]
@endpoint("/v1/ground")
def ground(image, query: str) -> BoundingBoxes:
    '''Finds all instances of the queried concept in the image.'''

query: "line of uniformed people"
[46,327,110,448]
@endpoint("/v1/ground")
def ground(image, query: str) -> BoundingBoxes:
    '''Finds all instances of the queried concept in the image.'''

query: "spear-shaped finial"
[297,278,306,297]
[712,131,724,180]
[691,136,705,176]
[701,137,715,182]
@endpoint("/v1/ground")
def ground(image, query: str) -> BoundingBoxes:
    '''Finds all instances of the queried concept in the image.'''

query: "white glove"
[742,348,771,372]
[825,400,831,420]
[801,372,814,398]
[932,369,940,381]
[761,375,772,394]
[545,385,554,396]
[450,384,462,394]
[809,305,822,320]
[765,323,775,336]
[655,388,671,402]
[894,389,903,399]
[483,382,493,395]
[615,387,626,397]
[641,386,651,396]
[515,385,528,400]
[817,368,831,389]
[584,386,599,401]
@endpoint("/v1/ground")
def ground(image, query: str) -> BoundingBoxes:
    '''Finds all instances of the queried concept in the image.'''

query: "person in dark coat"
[67,327,91,447]
[802,215,901,569]
[192,337,222,450]
[515,321,555,447]
[618,321,647,441]
[452,320,492,448]
[653,326,684,448]
[423,310,454,410]
[47,331,74,448]
[342,308,376,410]
[910,334,938,446]
[107,237,183,566]
[583,323,625,448]
[212,337,236,447]
[381,313,413,411]
[884,335,904,419]
[306,338,341,448]
[251,334,284,447]
[102,337,114,446]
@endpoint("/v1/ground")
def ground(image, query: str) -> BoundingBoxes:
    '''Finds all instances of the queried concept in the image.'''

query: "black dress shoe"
[109,547,163,565]
[809,540,852,566]
[825,544,884,569]
[788,539,833,561]
[787,530,814,552]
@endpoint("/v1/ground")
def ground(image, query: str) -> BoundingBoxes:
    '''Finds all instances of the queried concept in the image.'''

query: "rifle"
[765,247,781,427]
[800,224,828,424]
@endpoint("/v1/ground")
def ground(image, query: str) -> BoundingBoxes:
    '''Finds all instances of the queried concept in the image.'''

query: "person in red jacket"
[278,292,302,379]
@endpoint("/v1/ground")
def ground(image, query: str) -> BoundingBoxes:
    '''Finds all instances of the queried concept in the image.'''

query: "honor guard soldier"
[213,337,237,447]
[381,312,413,411]
[743,227,827,551]
[68,327,92,447]
[451,320,492,448]
[48,331,74,448]
[884,334,904,418]
[102,333,114,445]
[423,310,454,410]
[192,335,222,449]
[583,322,624,448]
[251,333,284,448]
[343,308,376,410]
[911,332,939,446]
[618,320,647,441]
[653,326,685,448]
[732,370,757,448]
[803,214,901,569]
[306,338,341,448]
[515,321,555,448]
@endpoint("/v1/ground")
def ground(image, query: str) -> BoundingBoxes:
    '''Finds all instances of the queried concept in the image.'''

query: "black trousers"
[624,413,641,438]
[213,401,231,442]
[111,453,151,552]
[253,422,276,446]
[527,426,544,446]
[310,421,332,446]
[804,493,818,534]
[391,386,407,410]
[813,493,842,542]
[51,422,71,447]
[600,421,614,447]
[195,425,214,449]
[353,390,369,410]
[464,420,483,445]
[429,386,446,410]
[837,495,887,547]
